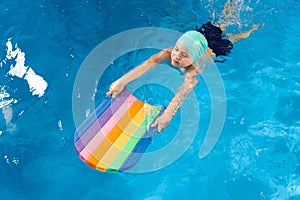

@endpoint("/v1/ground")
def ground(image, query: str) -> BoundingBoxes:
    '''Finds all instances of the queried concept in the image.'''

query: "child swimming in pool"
[106,2,258,133]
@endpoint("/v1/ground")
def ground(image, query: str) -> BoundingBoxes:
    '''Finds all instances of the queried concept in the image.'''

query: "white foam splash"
[58,120,63,131]
[271,178,300,200]
[6,41,27,78]
[0,99,14,109]
[0,86,16,109]
[0,86,10,98]
[24,68,48,97]
[3,39,48,97]
[0,39,47,134]
[0,86,16,133]
[2,105,16,133]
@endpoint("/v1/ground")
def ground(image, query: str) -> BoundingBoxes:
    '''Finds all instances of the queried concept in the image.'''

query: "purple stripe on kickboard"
[74,107,113,152]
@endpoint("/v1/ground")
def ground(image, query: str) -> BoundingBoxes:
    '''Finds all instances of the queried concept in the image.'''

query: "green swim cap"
[176,31,208,62]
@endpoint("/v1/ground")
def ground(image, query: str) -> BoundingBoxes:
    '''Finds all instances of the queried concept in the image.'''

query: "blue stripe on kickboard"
[74,103,114,153]
[74,98,111,143]
[74,88,131,143]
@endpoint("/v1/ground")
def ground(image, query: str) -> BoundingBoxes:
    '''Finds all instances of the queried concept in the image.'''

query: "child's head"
[171,31,208,68]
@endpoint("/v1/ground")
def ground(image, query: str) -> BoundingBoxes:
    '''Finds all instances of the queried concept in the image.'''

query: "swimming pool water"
[1,0,300,199]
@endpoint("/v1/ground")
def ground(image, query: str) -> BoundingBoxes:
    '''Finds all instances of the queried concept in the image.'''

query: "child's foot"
[227,24,259,43]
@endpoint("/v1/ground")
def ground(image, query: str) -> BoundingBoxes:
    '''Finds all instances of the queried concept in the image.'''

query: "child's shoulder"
[194,52,214,72]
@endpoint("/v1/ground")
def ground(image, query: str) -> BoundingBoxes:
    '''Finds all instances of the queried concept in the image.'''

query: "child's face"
[171,43,194,68]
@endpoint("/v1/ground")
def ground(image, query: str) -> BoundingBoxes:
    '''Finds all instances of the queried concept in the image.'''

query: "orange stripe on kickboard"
[86,99,144,166]
[85,154,100,169]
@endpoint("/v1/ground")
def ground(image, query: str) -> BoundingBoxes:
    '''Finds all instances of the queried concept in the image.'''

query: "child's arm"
[151,71,199,133]
[151,52,212,133]
[106,48,171,98]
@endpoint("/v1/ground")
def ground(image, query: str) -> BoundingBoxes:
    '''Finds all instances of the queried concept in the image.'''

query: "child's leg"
[226,25,258,43]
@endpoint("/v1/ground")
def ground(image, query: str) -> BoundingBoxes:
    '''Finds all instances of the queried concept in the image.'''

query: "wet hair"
[196,22,233,62]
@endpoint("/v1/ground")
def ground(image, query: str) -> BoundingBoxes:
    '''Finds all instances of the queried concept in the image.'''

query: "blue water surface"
[0,0,300,199]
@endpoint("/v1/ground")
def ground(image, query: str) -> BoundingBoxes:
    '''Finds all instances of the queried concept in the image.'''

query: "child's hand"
[151,112,172,133]
[106,80,125,98]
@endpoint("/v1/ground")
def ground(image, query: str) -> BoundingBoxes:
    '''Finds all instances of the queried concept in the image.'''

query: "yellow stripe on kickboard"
[96,103,152,169]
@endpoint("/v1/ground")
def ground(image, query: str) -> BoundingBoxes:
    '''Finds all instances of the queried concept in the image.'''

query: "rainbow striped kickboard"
[74,88,163,172]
